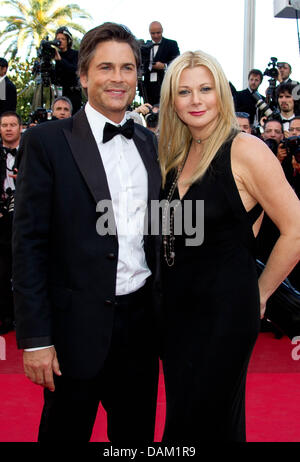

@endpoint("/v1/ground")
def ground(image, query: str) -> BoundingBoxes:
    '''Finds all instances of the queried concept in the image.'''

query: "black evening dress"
[161,133,261,442]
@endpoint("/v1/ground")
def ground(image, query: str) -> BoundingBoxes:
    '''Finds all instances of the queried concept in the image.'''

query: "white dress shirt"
[85,102,151,296]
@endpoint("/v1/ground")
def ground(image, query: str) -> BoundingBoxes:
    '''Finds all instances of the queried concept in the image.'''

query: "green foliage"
[0,0,91,59]
[8,57,36,123]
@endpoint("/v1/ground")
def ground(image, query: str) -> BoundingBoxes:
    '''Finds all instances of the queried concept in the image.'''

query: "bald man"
[143,21,179,105]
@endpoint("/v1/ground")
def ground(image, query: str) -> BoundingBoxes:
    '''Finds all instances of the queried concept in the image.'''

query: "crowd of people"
[0,20,300,443]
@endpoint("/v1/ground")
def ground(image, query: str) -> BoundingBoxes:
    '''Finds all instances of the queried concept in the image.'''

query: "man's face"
[237,117,251,134]
[149,22,163,43]
[248,73,261,92]
[289,118,300,136]
[278,91,294,114]
[0,115,22,146]
[80,40,137,124]
[52,100,72,119]
[263,121,283,144]
[56,33,68,52]
[0,65,7,77]
[278,63,291,81]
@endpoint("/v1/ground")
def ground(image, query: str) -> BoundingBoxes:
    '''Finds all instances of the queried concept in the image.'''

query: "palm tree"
[0,0,92,59]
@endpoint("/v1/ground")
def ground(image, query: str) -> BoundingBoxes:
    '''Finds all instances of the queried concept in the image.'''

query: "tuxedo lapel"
[153,38,165,63]
[63,109,112,205]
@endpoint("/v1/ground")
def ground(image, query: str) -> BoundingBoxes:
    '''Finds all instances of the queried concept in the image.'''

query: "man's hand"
[23,346,62,392]
[54,48,61,61]
[134,103,153,115]
[292,156,300,173]
[152,61,165,70]
[277,144,287,163]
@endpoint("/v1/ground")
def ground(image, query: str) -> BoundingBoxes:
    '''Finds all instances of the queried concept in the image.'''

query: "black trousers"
[38,283,159,442]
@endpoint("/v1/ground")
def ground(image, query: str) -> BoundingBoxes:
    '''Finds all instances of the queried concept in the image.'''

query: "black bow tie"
[4,147,17,157]
[102,119,134,143]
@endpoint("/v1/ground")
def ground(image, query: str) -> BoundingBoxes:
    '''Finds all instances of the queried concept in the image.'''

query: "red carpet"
[0,331,300,442]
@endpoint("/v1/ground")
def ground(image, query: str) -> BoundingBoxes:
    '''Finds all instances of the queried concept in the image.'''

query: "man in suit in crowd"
[0,111,22,335]
[13,22,161,443]
[143,21,179,105]
[276,81,299,132]
[277,61,294,84]
[0,58,17,116]
[51,96,72,120]
[234,69,264,125]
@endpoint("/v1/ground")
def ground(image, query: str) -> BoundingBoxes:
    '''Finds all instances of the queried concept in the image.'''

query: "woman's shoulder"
[231,131,277,170]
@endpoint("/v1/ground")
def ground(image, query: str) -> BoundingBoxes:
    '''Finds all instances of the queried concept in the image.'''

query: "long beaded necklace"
[162,146,190,267]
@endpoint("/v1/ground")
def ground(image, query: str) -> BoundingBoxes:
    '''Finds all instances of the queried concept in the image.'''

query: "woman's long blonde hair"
[158,50,239,187]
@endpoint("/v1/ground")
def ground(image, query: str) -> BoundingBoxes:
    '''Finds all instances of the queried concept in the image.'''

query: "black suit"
[234,88,263,125]
[12,109,161,441]
[0,76,17,115]
[143,37,180,105]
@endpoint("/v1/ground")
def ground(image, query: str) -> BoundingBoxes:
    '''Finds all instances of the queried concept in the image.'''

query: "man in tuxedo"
[0,58,17,116]
[143,21,179,105]
[13,22,161,443]
[0,111,22,335]
[276,82,299,131]
[234,69,264,125]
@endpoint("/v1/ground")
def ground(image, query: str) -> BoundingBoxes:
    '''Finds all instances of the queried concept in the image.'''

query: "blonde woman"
[159,51,300,442]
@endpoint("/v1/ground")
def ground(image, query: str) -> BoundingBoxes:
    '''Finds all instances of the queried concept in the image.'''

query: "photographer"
[142,21,179,105]
[278,117,300,199]
[0,111,22,334]
[276,82,299,131]
[234,69,264,125]
[54,27,82,114]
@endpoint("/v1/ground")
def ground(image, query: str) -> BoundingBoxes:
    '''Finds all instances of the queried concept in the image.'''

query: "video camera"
[280,136,300,163]
[28,107,53,125]
[263,57,280,110]
[34,37,61,86]
[139,40,154,76]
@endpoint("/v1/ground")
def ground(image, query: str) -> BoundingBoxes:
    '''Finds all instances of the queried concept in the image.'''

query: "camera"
[252,91,281,122]
[264,138,279,155]
[34,37,61,86]
[280,136,300,163]
[28,107,52,125]
[263,57,279,80]
[145,108,159,128]
[37,38,61,62]
[0,147,15,216]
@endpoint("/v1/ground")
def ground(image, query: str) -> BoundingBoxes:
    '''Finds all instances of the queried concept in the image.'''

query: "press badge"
[150,72,158,82]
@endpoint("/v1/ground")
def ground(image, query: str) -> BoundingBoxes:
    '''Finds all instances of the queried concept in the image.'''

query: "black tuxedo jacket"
[0,76,17,115]
[12,108,161,379]
[144,37,180,84]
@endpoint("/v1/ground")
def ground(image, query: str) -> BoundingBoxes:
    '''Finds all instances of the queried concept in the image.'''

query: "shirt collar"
[85,102,127,145]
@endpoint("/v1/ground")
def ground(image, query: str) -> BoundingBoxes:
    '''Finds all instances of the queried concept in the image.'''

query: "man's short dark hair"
[0,58,8,68]
[78,22,141,78]
[248,69,263,83]
[278,61,292,73]
[276,81,297,98]
[264,118,284,133]
[0,111,22,126]
[236,112,250,121]
[51,96,73,113]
